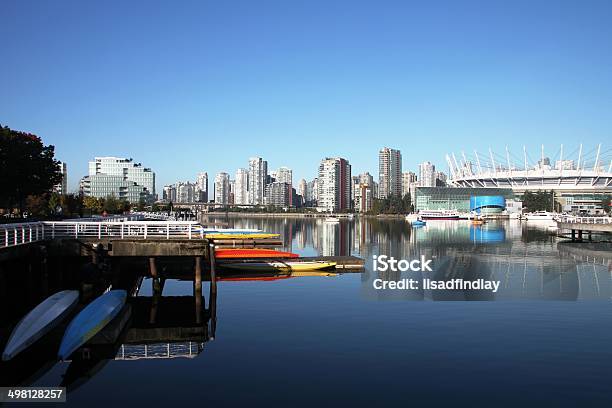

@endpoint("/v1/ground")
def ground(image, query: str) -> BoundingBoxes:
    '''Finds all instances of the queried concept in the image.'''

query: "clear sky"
[1,0,611,192]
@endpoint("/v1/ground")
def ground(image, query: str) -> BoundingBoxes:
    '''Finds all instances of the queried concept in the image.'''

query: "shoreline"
[202,212,407,219]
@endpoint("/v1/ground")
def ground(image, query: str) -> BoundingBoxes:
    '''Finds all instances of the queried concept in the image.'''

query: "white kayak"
[2,290,80,361]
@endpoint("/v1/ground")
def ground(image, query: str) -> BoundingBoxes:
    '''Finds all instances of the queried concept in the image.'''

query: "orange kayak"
[215,249,299,259]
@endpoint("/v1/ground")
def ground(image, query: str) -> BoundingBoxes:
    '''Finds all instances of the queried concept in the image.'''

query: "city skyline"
[2,1,612,191]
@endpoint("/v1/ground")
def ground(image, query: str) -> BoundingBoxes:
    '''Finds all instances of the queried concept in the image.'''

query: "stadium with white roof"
[446,144,612,213]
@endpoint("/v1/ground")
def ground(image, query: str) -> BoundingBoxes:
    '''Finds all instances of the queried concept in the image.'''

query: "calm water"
[1,217,612,407]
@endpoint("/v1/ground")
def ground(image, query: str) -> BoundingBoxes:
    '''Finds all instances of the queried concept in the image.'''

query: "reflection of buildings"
[362,219,611,301]
[318,220,351,256]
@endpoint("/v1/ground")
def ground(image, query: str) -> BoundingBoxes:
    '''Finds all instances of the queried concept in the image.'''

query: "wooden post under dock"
[194,256,202,324]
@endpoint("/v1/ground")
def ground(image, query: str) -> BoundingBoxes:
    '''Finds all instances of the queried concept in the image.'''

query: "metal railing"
[1,220,205,249]
[556,216,612,224]
[0,222,46,248]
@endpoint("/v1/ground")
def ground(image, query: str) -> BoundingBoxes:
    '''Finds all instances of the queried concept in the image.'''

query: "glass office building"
[415,187,514,212]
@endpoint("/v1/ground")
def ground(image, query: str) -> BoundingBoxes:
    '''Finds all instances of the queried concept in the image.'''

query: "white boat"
[523,211,557,221]
[2,290,79,361]
[418,210,460,220]
[325,217,340,223]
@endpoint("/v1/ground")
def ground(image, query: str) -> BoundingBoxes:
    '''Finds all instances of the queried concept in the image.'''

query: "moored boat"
[418,210,460,220]
[58,290,127,360]
[215,249,299,259]
[221,261,337,272]
[523,211,557,221]
[2,290,79,361]
[205,233,280,239]
[411,220,427,227]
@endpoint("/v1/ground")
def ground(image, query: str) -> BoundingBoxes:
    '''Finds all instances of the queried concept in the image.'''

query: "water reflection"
[1,216,611,398]
[0,268,217,389]
[204,216,612,301]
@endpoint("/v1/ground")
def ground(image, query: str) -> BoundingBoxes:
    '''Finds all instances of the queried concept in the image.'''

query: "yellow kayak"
[205,233,280,239]
[221,261,337,272]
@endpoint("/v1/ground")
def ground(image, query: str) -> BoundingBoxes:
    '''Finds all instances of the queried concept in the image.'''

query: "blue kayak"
[58,290,127,360]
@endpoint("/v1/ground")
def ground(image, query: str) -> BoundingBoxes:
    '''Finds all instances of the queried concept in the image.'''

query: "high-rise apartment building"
[318,157,351,212]
[234,168,249,205]
[275,166,293,206]
[163,185,177,202]
[265,182,291,207]
[176,182,196,203]
[379,147,402,198]
[53,162,68,195]
[436,171,448,186]
[195,172,208,202]
[248,157,268,205]
[355,184,373,213]
[402,172,417,197]
[419,161,436,187]
[214,172,230,204]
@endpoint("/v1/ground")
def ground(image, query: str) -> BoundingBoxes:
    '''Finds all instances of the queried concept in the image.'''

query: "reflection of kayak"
[3,290,79,361]
[205,233,280,239]
[290,271,338,277]
[215,249,298,259]
[222,261,337,272]
[219,275,292,282]
[58,290,127,360]
[219,271,338,281]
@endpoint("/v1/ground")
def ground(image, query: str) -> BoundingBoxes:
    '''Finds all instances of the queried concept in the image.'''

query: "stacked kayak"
[221,261,336,272]
[205,232,280,239]
[58,290,127,360]
[2,290,79,361]
[215,249,299,259]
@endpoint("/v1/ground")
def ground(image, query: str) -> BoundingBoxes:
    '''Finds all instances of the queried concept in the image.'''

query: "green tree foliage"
[601,194,611,214]
[521,190,555,212]
[0,125,62,214]
[61,194,84,217]
[370,194,412,215]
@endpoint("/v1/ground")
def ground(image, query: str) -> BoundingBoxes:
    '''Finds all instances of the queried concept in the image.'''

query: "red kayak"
[215,249,299,259]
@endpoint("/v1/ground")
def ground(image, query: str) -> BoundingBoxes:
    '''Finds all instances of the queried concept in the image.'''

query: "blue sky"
[1,0,611,192]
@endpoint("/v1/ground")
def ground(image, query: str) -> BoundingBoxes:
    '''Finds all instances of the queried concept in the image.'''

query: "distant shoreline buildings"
[78,144,609,215]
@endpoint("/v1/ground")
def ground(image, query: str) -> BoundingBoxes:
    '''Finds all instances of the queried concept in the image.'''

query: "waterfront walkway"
[556,216,612,241]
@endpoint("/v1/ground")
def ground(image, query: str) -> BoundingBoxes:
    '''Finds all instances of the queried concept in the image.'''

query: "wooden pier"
[556,216,612,242]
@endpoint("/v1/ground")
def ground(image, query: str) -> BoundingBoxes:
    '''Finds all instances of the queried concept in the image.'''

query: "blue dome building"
[470,195,506,215]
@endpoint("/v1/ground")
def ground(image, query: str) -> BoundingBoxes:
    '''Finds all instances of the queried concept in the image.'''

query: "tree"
[25,194,49,217]
[0,125,62,214]
[601,195,612,215]
[103,195,121,214]
[62,194,84,217]
[83,196,101,213]
[522,190,554,212]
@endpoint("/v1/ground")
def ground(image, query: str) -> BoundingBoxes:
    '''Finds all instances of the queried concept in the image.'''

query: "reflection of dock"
[116,342,203,360]
[557,242,612,267]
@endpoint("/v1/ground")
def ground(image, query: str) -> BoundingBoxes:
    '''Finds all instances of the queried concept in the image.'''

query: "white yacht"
[523,211,557,221]
[418,210,460,220]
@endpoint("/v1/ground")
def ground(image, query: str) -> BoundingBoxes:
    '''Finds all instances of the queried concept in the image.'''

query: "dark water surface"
[1,217,612,407]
